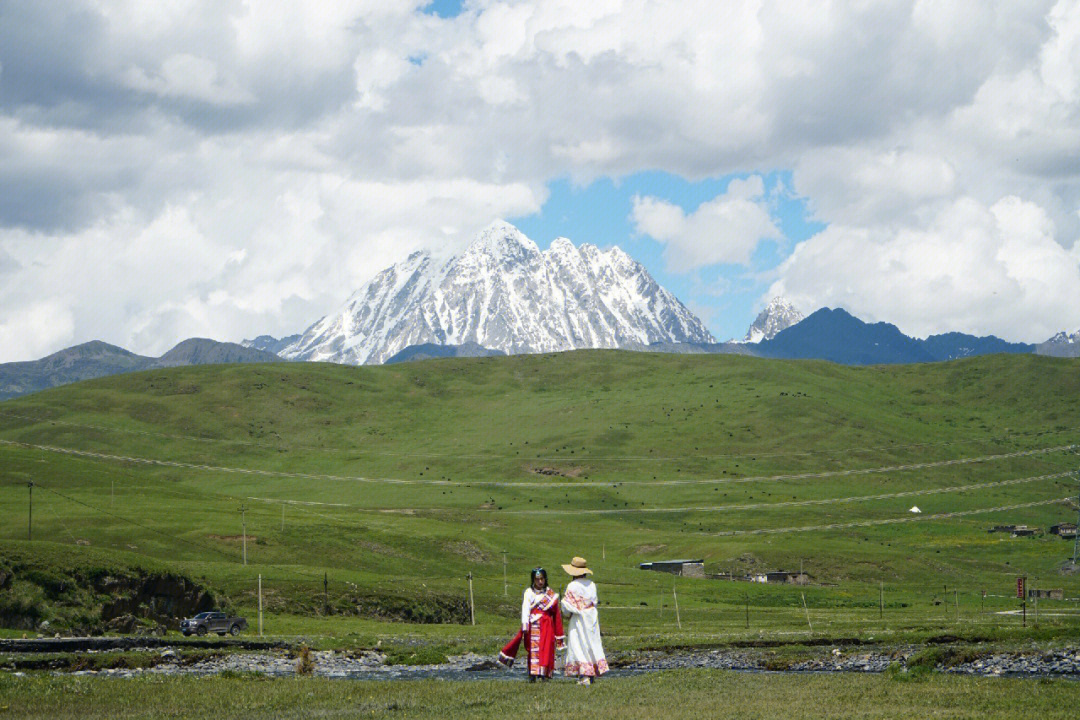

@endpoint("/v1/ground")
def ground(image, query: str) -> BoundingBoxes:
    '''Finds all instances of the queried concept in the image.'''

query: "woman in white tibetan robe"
[560,556,608,684]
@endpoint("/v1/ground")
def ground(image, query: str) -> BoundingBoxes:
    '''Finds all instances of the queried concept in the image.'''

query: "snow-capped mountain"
[742,297,804,343]
[1036,329,1080,358]
[279,221,715,365]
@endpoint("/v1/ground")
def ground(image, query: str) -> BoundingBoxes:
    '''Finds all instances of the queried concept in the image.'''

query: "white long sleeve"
[521,588,534,630]
[561,595,581,615]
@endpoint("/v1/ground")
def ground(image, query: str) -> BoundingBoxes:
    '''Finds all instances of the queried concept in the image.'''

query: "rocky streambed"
[619,647,1080,677]
[4,645,1080,680]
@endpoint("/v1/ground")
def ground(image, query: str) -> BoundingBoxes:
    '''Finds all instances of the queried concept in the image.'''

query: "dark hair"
[530,567,547,586]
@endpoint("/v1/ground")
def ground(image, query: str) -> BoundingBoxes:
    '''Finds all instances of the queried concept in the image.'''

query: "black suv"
[180,611,248,637]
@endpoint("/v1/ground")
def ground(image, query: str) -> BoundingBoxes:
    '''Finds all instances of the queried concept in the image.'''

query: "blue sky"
[510,172,823,341]
[422,0,465,19]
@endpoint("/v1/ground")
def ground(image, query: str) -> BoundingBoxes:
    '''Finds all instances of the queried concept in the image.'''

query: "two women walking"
[498,556,608,685]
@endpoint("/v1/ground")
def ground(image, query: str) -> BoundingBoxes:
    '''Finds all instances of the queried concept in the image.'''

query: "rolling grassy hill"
[1,350,1078,645]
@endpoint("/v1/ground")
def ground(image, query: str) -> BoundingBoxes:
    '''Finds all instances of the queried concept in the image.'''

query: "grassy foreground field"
[1,350,1079,645]
[2,670,1079,719]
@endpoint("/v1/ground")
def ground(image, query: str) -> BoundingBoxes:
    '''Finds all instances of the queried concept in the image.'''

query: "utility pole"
[502,551,508,597]
[1072,467,1080,565]
[27,480,34,541]
[258,574,263,637]
[239,504,247,565]
[467,572,475,626]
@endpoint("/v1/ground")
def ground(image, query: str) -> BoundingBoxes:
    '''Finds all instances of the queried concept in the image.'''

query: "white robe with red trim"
[561,578,608,677]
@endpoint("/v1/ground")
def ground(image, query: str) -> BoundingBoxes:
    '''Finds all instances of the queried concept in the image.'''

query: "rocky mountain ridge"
[276,221,715,365]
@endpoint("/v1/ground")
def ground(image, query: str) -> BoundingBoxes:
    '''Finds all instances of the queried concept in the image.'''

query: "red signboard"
[1016,576,1026,599]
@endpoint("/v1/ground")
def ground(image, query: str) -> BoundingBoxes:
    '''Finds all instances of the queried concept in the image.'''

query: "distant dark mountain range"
[0,308,1069,401]
[384,342,505,364]
[918,332,1035,361]
[0,339,281,400]
[756,308,932,364]
[753,308,1034,364]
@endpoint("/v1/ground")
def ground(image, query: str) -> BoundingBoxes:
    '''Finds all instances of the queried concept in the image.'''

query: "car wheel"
[182,631,191,637]
[229,624,240,636]
[196,626,207,636]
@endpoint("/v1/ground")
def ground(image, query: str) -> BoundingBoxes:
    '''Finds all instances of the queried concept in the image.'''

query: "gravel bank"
[4,646,1080,680]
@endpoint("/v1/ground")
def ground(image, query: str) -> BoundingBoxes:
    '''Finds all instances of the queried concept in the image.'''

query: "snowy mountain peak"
[466,220,540,258]
[743,297,805,343]
[280,223,715,364]
[549,236,576,254]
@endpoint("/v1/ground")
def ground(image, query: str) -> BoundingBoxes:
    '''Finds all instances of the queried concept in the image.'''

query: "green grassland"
[1,350,1079,647]
[3,670,1080,719]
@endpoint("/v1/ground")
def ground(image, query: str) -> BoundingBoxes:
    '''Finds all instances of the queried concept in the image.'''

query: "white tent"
[909,506,922,514]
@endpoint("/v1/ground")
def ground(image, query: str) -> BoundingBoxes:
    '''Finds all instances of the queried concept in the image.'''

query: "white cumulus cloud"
[768,196,1080,342]
[631,176,782,271]
[0,0,1079,357]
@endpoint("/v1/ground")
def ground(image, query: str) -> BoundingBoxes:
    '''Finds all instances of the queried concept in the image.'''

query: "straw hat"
[561,556,593,576]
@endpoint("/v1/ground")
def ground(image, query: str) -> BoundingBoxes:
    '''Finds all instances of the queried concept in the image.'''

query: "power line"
[486,471,1076,515]
[712,496,1072,536]
[31,481,324,582]
[238,470,1075,518]
[1,437,1074,488]
[33,482,239,562]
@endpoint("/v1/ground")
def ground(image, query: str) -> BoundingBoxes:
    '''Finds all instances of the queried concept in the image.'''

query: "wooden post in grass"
[801,592,813,633]
[673,583,681,629]
[258,574,263,637]
[324,573,329,616]
[239,503,247,565]
[954,589,959,623]
[467,572,475,626]
[1073,466,1080,566]
[27,480,33,541]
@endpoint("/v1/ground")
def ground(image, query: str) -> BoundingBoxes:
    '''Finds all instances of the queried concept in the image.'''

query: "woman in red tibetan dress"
[497,567,565,680]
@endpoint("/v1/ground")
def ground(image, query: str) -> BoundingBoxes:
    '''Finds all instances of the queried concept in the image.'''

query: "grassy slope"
[1,350,1079,643]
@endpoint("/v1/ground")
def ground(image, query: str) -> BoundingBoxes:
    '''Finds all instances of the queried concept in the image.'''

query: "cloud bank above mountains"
[1,0,1078,361]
